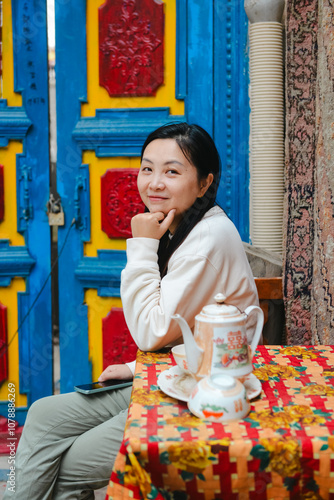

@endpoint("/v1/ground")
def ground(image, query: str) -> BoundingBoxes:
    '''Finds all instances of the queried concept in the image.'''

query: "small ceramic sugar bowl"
[188,374,250,422]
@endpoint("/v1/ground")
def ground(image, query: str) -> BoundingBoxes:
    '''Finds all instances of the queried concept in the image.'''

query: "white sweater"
[121,206,259,374]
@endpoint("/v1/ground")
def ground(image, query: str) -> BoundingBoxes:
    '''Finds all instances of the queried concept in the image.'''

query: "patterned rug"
[284,0,334,344]
[311,0,334,343]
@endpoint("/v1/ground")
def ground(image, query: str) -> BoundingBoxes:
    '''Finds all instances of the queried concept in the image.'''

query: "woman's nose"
[149,174,164,190]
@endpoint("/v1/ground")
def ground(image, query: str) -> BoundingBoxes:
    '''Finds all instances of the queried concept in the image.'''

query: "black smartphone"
[74,379,133,395]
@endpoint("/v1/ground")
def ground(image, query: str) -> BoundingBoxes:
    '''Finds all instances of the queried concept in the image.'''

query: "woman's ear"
[199,173,214,197]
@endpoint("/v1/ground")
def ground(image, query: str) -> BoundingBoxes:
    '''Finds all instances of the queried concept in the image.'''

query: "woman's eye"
[141,166,152,172]
[167,169,179,175]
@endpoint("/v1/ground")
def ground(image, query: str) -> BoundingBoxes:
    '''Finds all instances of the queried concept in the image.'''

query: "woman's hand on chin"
[98,364,133,382]
[131,209,176,239]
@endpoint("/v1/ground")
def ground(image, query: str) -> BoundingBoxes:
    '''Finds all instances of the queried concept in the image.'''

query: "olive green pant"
[4,386,132,500]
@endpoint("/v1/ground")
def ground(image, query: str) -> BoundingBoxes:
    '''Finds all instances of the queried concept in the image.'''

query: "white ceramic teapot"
[172,293,263,380]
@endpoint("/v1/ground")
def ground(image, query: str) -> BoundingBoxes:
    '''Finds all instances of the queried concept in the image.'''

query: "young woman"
[5,123,259,499]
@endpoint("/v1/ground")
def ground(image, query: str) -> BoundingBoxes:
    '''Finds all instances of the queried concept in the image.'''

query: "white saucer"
[243,373,262,400]
[158,366,197,402]
[158,367,262,403]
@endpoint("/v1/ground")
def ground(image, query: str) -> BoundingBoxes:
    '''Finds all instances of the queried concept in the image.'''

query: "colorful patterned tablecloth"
[106,346,334,500]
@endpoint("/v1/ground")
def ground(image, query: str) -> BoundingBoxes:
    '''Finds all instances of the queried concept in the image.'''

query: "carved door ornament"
[99,0,164,96]
[102,308,138,368]
[101,168,145,238]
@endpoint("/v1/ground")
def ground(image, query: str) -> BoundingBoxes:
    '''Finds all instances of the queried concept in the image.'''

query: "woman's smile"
[148,195,168,202]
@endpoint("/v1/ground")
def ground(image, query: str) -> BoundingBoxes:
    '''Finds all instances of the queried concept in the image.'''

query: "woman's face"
[138,138,213,233]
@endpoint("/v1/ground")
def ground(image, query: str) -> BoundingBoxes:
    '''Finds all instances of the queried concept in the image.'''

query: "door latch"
[73,166,91,242]
[47,194,65,226]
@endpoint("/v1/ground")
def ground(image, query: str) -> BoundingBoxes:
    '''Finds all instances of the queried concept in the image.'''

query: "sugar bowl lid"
[201,293,241,318]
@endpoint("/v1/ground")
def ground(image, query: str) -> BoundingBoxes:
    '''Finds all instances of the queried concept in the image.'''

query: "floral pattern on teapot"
[213,330,248,370]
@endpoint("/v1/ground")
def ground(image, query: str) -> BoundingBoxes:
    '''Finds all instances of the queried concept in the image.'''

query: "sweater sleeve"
[125,360,136,376]
[121,237,220,351]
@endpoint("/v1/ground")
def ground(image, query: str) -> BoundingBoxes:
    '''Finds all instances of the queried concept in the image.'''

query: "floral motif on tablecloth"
[247,405,326,430]
[279,346,320,359]
[159,437,231,484]
[299,384,334,396]
[165,413,200,429]
[257,436,301,476]
[251,435,325,499]
[120,447,192,500]
[284,405,327,425]
[136,350,170,365]
[167,441,214,474]
[131,387,167,406]
[322,367,334,378]
[253,363,300,381]
[123,451,153,499]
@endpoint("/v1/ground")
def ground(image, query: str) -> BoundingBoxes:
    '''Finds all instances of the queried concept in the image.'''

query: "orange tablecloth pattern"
[107,346,334,499]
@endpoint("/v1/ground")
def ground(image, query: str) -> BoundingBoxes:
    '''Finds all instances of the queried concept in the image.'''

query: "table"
[107,346,334,499]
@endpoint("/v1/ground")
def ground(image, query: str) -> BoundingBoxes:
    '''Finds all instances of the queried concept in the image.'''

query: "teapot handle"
[244,305,264,358]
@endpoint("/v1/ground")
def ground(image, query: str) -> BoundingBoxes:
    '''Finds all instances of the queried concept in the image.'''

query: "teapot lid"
[201,293,241,317]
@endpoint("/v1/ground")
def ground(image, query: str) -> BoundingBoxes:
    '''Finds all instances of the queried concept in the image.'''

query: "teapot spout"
[172,314,204,374]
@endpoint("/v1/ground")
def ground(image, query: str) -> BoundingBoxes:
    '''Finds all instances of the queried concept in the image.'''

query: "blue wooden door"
[0,0,52,424]
[55,0,250,393]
